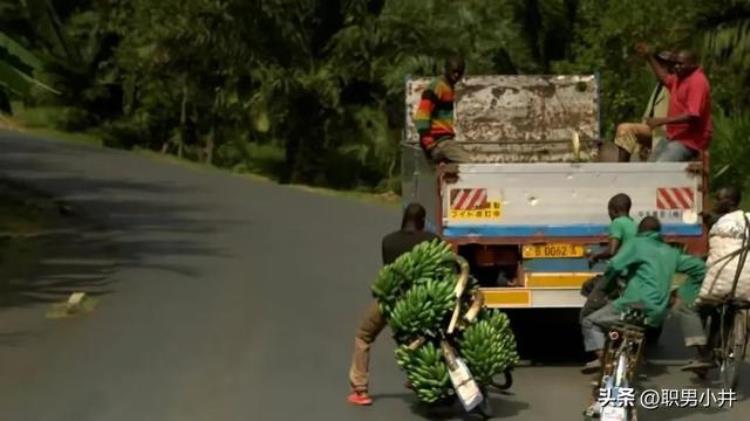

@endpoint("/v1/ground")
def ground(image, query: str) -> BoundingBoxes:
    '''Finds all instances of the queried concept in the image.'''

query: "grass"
[24,127,103,146]
[10,104,63,128]
[291,184,400,206]
[137,148,400,207]
[4,103,103,146]
[4,102,394,208]
[4,103,400,207]
[2,105,401,207]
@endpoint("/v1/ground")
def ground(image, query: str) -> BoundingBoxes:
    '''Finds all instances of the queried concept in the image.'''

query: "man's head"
[444,56,466,85]
[608,193,632,219]
[656,50,677,73]
[673,49,699,79]
[638,216,662,234]
[714,186,742,215]
[402,202,427,230]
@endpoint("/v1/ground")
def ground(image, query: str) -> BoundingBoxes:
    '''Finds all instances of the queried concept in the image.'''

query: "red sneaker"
[347,391,373,406]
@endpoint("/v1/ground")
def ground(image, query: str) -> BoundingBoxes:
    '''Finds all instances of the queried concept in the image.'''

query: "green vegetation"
[1,1,750,193]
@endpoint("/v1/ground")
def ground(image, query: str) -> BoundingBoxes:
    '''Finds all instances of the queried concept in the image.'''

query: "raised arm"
[635,43,669,85]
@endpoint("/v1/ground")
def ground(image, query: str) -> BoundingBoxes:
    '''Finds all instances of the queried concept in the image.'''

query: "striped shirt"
[414,76,455,151]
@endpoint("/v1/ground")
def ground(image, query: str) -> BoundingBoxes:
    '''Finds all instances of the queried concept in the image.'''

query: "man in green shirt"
[590,194,638,264]
[581,216,706,372]
[580,194,637,320]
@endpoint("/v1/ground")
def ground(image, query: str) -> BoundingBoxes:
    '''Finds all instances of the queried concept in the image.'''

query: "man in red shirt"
[635,43,712,162]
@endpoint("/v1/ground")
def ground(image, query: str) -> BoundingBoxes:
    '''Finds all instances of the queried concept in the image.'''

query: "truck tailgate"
[442,162,703,239]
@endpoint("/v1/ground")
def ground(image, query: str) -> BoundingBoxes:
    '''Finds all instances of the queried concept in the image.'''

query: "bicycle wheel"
[600,352,634,421]
[720,309,748,390]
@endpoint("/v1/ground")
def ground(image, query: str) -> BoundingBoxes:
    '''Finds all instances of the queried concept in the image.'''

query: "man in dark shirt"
[347,203,440,406]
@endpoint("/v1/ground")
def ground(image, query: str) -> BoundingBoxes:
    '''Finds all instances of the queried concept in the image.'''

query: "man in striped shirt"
[414,56,473,163]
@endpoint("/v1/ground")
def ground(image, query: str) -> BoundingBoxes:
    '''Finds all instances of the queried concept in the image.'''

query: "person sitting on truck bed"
[580,216,706,373]
[414,56,474,163]
[635,43,713,162]
[613,51,676,162]
[347,203,439,406]
[580,193,638,320]
[674,186,749,373]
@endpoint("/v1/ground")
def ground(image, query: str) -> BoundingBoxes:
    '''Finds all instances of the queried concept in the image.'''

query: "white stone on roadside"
[66,292,87,312]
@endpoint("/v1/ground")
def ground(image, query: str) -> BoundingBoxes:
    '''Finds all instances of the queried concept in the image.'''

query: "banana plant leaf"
[0,31,59,97]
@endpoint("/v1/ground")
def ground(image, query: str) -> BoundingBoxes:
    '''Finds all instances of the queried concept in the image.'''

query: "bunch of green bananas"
[372,238,520,404]
[371,266,407,315]
[458,310,520,385]
[395,342,452,404]
[389,277,456,343]
[372,239,454,314]
[396,239,455,281]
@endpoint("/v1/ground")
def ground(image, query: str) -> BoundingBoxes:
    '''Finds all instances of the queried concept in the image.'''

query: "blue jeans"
[581,302,621,352]
[648,139,698,162]
[673,301,707,347]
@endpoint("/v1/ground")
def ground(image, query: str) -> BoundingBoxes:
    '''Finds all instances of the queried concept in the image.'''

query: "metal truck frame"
[401,75,709,310]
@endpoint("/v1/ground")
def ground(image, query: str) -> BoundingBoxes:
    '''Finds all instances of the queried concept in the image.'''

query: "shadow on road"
[370,391,530,420]
[0,134,244,344]
[0,232,115,309]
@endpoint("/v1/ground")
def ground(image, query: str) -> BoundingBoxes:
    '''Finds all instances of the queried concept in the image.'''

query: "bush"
[101,118,149,150]
[56,107,94,132]
[710,108,750,192]
[215,140,286,180]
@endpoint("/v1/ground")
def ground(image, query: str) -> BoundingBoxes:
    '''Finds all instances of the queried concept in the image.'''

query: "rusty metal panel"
[404,75,600,162]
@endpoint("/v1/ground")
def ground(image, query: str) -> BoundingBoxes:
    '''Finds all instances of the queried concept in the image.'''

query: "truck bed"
[402,145,704,240]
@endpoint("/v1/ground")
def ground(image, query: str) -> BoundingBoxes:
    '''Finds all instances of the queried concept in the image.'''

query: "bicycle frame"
[591,320,645,421]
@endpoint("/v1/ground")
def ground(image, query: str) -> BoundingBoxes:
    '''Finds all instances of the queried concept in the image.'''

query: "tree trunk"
[281,135,302,184]
[177,78,188,158]
[205,129,215,165]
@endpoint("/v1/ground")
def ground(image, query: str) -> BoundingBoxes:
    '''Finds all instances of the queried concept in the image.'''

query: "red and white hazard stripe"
[657,187,694,210]
[451,188,488,210]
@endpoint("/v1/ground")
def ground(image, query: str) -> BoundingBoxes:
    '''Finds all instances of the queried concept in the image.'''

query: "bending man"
[347,203,439,405]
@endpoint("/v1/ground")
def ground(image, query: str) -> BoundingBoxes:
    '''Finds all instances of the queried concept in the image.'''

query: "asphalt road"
[0,132,748,421]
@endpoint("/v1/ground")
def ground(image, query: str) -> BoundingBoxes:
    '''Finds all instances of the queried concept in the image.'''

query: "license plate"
[522,243,585,259]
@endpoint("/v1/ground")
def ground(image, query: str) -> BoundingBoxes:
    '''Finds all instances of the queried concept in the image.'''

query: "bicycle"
[585,306,647,421]
[697,299,750,389]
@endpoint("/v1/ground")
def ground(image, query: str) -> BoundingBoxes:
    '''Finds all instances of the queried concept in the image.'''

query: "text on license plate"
[522,244,585,259]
